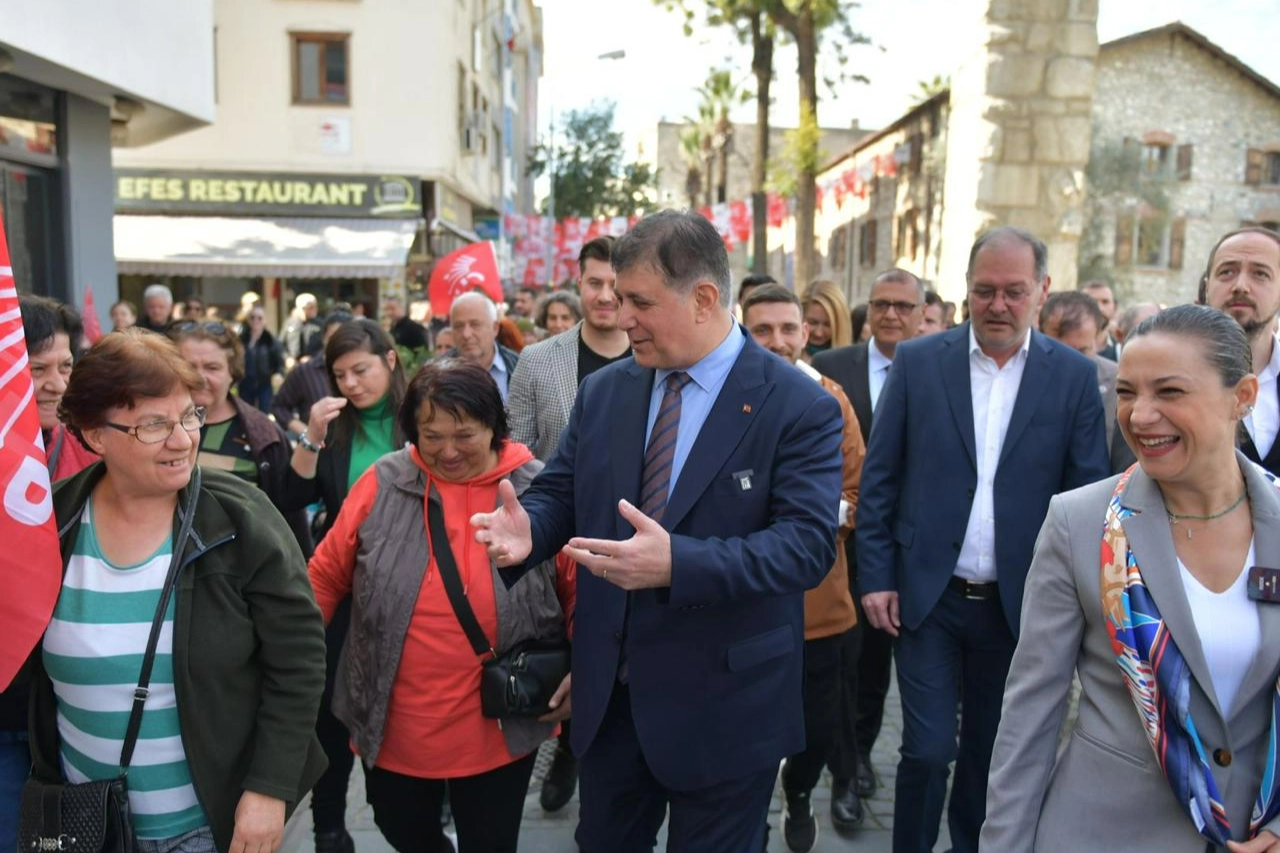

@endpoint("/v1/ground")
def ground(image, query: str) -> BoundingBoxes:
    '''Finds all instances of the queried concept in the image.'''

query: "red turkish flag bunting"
[427,242,504,317]
[0,209,63,690]
[82,287,102,344]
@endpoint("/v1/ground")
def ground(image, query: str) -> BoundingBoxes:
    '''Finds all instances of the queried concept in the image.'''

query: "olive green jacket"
[31,463,328,853]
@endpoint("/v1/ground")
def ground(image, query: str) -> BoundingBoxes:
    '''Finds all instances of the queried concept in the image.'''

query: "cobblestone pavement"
[282,673,949,853]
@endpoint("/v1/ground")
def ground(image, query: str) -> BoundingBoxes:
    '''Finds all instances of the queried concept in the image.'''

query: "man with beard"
[506,236,630,810]
[1200,226,1280,476]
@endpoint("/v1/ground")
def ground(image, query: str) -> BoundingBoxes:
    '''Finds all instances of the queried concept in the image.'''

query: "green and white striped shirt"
[43,500,208,840]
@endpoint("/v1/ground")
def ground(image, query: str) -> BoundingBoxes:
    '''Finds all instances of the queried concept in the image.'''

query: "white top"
[868,341,893,413]
[1178,541,1259,718]
[1245,336,1280,460]
[954,328,1031,583]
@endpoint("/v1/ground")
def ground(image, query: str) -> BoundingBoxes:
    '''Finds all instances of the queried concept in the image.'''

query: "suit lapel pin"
[742,404,752,414]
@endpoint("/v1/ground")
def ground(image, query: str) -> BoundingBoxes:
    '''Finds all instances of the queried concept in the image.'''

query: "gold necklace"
[1163,489,1248,540]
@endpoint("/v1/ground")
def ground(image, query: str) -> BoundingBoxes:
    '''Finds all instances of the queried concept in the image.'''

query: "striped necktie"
[640,371,692,522]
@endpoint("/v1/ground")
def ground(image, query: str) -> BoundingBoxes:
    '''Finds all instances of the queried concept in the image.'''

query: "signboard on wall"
[114,169,421,218]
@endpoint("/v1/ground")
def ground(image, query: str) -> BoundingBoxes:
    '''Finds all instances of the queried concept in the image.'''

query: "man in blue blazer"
[856,227,1110,853]
[473,210,843,852]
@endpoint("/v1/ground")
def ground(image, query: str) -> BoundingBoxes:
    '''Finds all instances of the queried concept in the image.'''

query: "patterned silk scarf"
[1101,466,1280,844]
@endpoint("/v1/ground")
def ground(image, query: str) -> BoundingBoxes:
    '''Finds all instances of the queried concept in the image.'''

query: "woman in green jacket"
[29,328,327,853]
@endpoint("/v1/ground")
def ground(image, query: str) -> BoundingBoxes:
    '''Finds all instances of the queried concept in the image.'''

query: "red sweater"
[309,442,575,778]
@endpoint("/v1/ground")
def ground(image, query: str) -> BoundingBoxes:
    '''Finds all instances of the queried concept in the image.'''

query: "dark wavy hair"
[323,318,407,450]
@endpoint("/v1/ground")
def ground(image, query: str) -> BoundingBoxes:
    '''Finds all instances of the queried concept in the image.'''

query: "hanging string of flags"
[502,146,907,286]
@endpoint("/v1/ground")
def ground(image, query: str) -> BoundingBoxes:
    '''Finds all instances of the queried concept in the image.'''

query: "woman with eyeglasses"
[28,328,326,853]
[280,318,407,853]
[168,320,313,555]
[239,306,284,413]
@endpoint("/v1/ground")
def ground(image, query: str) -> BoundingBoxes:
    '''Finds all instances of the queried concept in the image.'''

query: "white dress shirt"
[954,329,1031,583]
[1245,336,1280,460]
[868,341,894,413]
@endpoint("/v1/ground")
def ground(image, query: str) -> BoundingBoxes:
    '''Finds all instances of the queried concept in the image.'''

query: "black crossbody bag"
[20,469,201,853]
[427,495,569,718]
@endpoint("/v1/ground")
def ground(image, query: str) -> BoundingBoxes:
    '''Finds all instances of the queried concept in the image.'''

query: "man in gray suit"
[1039,291,1136,474]
[505,234,630,811]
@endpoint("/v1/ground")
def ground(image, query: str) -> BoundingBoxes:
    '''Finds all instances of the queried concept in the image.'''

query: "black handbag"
[427,494,570,718]
[20,470,201,853]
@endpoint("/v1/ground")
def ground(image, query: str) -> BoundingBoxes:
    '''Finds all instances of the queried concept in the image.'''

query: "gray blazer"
[507,323,581,461]
[981,451,1280,852]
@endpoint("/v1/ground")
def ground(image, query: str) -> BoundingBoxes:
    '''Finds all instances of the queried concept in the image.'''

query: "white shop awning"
[114,215,421,278]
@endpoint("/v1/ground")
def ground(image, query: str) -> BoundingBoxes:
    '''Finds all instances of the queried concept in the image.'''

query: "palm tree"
[695,69,748,205]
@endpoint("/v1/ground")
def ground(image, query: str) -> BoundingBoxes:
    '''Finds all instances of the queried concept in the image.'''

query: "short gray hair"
[1116,302,1160,335]
[967,226,1048,284]
[611,209,732,309]
[450,291,497,322]
[295,292,317,309]
[143,284,173,304]
[871,268,926,300]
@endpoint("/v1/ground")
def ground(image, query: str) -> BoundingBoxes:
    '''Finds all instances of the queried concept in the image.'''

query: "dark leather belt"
[948,576,999,600]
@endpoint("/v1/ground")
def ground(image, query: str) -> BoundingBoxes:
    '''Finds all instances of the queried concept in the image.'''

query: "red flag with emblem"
[427,242,504,317]
[0,210,63,689]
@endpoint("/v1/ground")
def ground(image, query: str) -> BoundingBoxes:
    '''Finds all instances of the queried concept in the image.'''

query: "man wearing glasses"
[855,227,1109,853]
[812,268,924,832]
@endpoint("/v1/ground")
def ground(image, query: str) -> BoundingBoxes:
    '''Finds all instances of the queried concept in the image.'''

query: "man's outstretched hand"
[472,479,533,566]
[561,499,672,590]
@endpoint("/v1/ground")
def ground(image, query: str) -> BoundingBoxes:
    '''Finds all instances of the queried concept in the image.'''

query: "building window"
[1245,149,1280,186]
[292,33,349,105]
[1115,210,1186,270]
[859,218,878,268]
[1140,143,1170,176]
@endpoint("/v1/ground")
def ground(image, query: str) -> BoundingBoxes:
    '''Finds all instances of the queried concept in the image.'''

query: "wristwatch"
[298,433,324,453]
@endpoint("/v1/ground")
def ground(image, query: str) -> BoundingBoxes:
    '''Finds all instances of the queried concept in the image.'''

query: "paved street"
[281,674,951,853]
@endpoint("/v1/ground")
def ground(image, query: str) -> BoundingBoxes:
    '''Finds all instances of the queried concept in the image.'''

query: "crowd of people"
[3,210,1280,853]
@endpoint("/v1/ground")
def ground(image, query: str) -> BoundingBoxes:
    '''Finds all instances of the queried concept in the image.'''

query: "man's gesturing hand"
[862,591,901,637]
[471,479,533,566]
[561,499,672,590]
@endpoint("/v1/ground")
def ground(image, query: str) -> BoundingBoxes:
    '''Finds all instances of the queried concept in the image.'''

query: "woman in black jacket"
[169,320,312,556]
[281,318,406,853]
[239,305,284,412]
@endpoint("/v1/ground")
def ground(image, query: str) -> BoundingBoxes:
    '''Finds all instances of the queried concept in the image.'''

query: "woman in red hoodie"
[308,359,574,853]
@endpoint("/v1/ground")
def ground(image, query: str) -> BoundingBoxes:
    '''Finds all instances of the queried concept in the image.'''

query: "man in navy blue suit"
[856,227,1110,853]
[472,210,843,852]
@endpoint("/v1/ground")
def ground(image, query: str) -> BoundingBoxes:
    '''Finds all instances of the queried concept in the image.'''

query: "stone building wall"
[1082,25,1280,307]
[936,0,1099,299]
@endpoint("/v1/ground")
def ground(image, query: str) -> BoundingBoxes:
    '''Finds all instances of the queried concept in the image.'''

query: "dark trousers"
[892,586,1015,853]
[312,598,354,833]
[576,683,777,853]
[365,753,537,853]
[783,632,848,795]
[854,608,895,760]
[828,621,865,781]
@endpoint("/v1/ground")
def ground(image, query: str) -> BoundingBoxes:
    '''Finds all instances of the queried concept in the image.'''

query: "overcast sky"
[534,0,1280,161]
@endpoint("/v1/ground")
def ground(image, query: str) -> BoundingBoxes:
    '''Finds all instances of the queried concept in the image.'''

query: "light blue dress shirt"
[644,323,746,499]
[489,348,510,403]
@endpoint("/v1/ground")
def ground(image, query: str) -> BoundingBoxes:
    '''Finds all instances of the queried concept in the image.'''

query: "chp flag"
[427,241,504,318]
[0,211,62,690]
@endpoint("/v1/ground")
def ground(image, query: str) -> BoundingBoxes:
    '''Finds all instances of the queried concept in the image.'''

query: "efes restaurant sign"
[114,170,421,218]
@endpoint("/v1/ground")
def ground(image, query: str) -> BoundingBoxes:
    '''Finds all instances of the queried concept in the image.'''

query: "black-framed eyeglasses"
[104,407,206,444]
[869,299,919,314]
[171,321,229,336]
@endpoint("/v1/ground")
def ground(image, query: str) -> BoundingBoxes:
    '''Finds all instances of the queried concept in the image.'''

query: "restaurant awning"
[114,215,421,278]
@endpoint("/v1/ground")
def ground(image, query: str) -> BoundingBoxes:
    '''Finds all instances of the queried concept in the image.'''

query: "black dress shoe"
[855,754,878,798]
[540,744,579,812]
[315,829,355,853]
[830,781,865,834]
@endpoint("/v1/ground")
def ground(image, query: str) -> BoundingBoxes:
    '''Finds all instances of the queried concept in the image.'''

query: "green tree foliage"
[528,101,657,218]
[912,74,949,105]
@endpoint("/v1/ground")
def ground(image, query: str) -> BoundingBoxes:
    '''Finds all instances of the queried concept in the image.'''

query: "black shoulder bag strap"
[117,466,201,773]
[426,490,495,660]
[45,429,64,477]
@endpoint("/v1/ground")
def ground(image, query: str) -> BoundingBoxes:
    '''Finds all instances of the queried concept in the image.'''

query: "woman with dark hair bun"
[308,359,574,853]
[984,305,1280,851]
[28,328,325,853]
[280,317,406,853]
